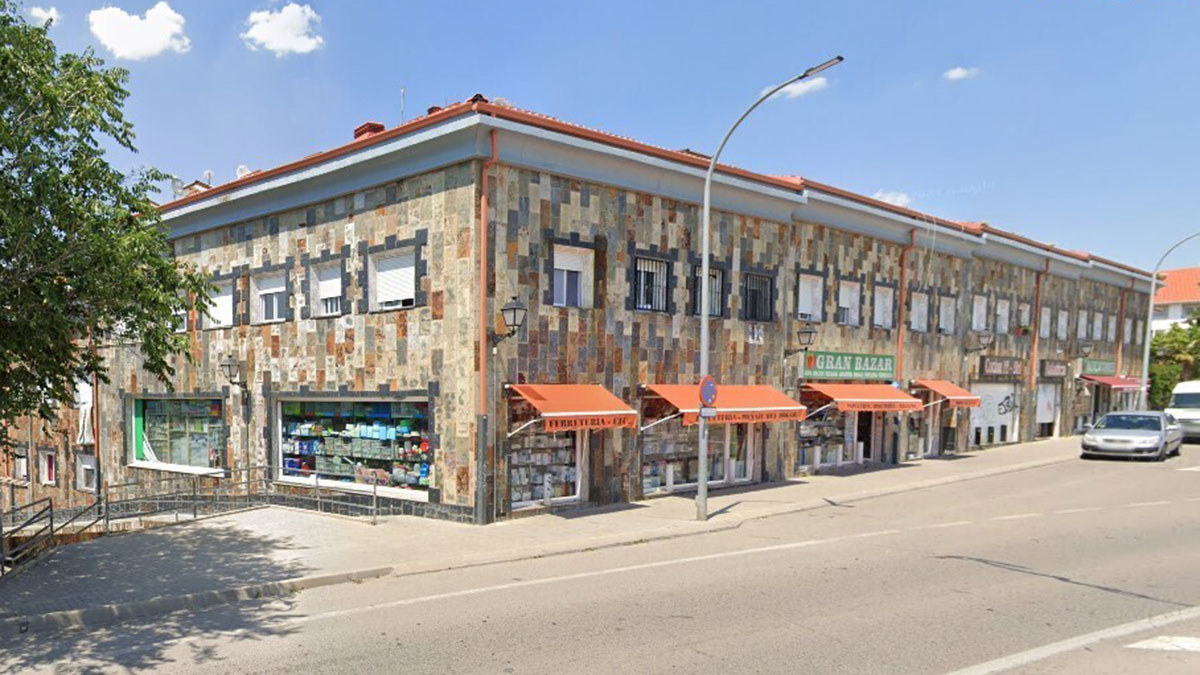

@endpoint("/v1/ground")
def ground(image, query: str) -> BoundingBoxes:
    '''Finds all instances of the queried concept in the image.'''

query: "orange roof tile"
[1155,267,1200,305]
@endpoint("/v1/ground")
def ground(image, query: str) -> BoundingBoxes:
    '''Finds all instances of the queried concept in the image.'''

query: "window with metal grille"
[313,264,342,317]
[744,273,773,322]
[634,257,669,312]
[691,266,723,317]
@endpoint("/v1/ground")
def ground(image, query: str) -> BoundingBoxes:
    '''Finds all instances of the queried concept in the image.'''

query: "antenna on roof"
[236,164,252,179]
[202,169,214,185]
[400,87,406,123]
[169,176,187,199]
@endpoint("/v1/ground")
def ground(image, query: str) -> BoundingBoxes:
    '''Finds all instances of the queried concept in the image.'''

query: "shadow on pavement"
[0,521,310,672]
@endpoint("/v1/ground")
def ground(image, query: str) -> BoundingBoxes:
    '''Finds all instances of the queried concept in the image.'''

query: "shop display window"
[133,399,224,470]
[507,432,579,506]
[279,400,434,490]
[640,422,748,495]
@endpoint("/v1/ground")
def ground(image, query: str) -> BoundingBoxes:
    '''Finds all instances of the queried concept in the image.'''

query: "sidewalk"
[0,436,1081,632]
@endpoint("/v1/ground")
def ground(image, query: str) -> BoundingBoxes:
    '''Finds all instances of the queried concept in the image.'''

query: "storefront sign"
[544,414,637,432]
[1082,358,1117,376]
[1040,359,1069,379]
[979,356,1024,379]
[804,351,895,380]
[682,408,806,425]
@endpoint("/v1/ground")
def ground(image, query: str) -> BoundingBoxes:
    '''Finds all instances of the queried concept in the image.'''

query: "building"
[3,95,1153,522]
[1152,266,1200,333]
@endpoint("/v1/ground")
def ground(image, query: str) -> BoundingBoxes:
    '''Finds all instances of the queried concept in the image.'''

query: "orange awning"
[643,384,806,425]
[913,379,981,408]
[1079,375,1146,390]
[804,383,922,412]
[508,384,637,432]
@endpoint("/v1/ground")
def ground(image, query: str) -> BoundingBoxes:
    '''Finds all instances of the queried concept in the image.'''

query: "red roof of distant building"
[1155,267,1200,305]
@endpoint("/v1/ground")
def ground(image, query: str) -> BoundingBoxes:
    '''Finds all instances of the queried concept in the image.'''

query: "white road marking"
[949,605,1200,674]
[1127,635,1200,652]
[284,528,905,626]
[1177,467,1200,472]
[918,520,974,530]
[1055,507,1104,514]
[990,513,1042,521]
[1124,501,1171,508]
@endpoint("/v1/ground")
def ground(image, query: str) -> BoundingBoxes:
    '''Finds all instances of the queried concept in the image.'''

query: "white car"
[1165,380,1200,440]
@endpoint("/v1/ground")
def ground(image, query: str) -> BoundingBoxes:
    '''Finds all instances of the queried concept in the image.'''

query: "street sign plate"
[699,406,718,419]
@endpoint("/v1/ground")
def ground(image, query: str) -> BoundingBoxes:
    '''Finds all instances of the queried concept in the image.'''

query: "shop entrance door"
[858,412,874,461]
[729,423,755,482]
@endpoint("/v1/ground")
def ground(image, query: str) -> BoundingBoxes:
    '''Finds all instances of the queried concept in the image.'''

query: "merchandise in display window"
[278,400,434,491]
[641,424,751,495]
[507,432,580,507]
[133,399,224,470]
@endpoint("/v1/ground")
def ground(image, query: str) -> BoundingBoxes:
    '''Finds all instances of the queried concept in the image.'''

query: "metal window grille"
[744,273,772,321]
[691,267,723,316]
[321,296,342,315]
[635,258,668,311]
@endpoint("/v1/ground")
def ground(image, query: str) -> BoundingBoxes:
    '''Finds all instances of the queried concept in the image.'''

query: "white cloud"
[943,66,979,81]
[88,2,190,60]
[763,76,829,100]
[872,190,913,208]
[241,3,324,56]
[29,6,61,28]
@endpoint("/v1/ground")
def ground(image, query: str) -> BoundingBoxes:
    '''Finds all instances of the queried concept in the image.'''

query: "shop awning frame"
[641,384,807,426]
[506,384,638,437]
[802,383,923,413]
[913,379,982,408]
[1078,375,1146,390]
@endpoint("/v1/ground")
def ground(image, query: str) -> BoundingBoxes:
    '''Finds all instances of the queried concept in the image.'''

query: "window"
[744,273,773,322]
[203,280,234,329]
[1107,315,1117,342]
[1135,320,1144,345]
[372,250,417,311]
[795,273,824,322]
[1124,317,1133,344]
[254,273,288,324]
[173,295,188,333]
[634,257,669,312]
[837,279,861,326]
[39,450,56,485]
[1039,306,1052,339]
[13,452,28,482]
[1057,309,1069,341]
[873,285,895,329]
[939,296,957,334]
[313,264,343,317]
[909,291,929,332]
[132,399,224,471]
[972,295,989,332]
[1017,302,1030,331]
[75,377,94,445]
[1093,311,1104,341]
[996,298,1011,335]
[77,454,97,492]
[691,266,723,317]
[1077,310,1089,340]
[554,246,592,308]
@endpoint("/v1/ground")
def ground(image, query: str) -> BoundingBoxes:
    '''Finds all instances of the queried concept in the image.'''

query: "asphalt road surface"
[6,444,1200,674]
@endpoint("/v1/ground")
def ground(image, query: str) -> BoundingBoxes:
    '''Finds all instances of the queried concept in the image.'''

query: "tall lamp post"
[696,55,843,521]
[1139,232,1200,409]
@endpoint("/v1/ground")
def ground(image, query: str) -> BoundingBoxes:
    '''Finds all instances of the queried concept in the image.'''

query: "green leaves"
[1148,317,1200,409]
[0,0,211,449]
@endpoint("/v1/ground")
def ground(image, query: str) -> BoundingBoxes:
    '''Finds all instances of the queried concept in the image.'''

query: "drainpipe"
[896,229,917,382]
[475,126,498,525]
[1115,280,1132,373]
[1029,260,1048,393]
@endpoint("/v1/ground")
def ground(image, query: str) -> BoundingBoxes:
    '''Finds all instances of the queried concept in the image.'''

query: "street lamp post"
[1139,232,1200,409]
[695,56,843,521]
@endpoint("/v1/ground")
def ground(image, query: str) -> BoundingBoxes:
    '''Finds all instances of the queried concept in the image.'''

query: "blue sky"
[24,0,1200,270]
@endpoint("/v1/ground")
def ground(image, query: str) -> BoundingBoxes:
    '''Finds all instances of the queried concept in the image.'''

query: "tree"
[0,2,210,448]
[1147,319,1200,409]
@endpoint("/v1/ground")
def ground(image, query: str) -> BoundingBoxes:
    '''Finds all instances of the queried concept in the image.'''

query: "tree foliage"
[0,2,210,448]
[1148,319,1200,409]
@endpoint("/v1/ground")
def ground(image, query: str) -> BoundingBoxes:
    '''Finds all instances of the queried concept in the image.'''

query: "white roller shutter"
[554,248,587,273]
[317,265,341,300]
[376,250,415,307]
[258,274,285,295]
[209,281,233,327]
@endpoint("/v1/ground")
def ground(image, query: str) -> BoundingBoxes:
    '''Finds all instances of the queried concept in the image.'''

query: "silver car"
[1081,411,1183,461]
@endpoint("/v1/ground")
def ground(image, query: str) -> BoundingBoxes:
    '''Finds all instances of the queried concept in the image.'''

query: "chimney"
[354,121,385,140]
[426,105,443,115]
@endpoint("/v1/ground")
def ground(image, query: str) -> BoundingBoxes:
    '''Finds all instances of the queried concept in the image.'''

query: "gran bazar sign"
[804,351,895,380]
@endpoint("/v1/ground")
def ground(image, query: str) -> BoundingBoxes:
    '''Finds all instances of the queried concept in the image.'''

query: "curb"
[3,449,1075,635]
[1,566,392,636]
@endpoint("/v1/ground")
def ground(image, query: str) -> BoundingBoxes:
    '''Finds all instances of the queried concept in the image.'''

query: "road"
[5,444,1200,674]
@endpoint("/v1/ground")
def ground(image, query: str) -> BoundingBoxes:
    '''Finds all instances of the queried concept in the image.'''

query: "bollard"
[192,476,198,519]
[372,480,378,526]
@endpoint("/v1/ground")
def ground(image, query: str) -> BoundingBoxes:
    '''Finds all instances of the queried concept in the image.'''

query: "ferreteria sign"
[804,351,895,380]
[544,414,637,432]
[1082,358,1117,376]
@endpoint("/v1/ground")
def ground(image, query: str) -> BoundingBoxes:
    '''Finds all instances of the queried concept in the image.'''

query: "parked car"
[1081,411,1182,461]
[1165,380,1200,440]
